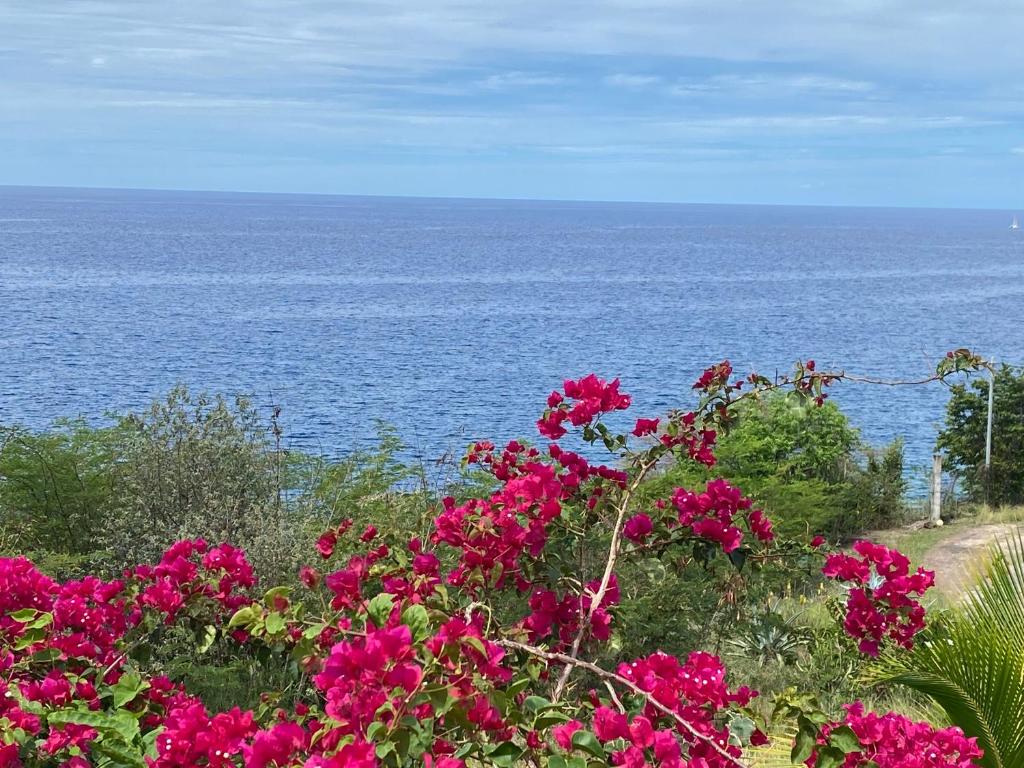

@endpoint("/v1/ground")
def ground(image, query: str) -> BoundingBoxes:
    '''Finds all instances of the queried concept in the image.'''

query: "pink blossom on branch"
[822,540,934,656]
[809,703,981,768]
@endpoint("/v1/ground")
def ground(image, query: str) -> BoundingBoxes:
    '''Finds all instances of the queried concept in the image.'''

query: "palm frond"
[747,723,800,768]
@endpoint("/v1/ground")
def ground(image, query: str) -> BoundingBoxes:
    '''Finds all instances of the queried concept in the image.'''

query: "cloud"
[6,1,1024,82]
[476,71,570,89]
[657,114,1000,134]
[604,74,662,88]
[3,0,1024,205]
[670,73,876,97]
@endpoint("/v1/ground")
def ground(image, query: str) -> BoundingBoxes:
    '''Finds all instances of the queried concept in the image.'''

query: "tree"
[643,393,906,538]
[937,365,1024,506]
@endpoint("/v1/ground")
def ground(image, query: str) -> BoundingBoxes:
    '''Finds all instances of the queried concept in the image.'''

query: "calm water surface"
[2,186,1023,481]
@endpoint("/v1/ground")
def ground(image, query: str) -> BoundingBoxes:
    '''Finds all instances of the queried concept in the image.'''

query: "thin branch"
[603,680,626,713]
[552,456,659,701]
[499,639,751,768]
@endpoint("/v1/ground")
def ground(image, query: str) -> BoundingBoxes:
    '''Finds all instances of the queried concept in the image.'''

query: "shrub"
[0,420,122,563]
[105,387,281,565]
[643,393,906,539]
[937,364,1024,505]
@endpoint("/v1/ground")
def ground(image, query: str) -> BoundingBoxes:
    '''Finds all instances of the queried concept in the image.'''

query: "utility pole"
[929,453,943,527]
[985,359,995,470]
[985,359,995,504]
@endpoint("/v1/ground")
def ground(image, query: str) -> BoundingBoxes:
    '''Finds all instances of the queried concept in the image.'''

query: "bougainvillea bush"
[0,354,987,768]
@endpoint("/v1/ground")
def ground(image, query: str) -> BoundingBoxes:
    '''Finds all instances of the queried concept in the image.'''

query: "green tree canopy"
[938,364,1024,506]
[642,393,906,538]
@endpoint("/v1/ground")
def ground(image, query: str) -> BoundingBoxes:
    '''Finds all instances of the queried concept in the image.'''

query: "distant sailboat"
[1012,216,1020,230]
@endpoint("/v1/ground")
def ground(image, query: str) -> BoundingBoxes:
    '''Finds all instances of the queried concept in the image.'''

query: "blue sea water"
[1,185,1023,483]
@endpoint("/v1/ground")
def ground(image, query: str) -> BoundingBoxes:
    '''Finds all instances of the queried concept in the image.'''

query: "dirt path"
[922,523,1023,596]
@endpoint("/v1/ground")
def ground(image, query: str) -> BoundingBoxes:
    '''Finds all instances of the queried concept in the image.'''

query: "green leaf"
[365,721,388,743]
[571,730,606,759]
[815,746,846,768]
[303,622,328,640]
[535,711,573,729]
[24,612,53,631]
[264,612,286,635]
[111,673,148,708]
[828,725,862,754]
[9,608,40,622]
[727,548,748,572]
[792,720,818,764]
[463,635,487,656]
[48,709,140,744]
[366,593,395,628]
[506,677,531,697]
[523,695,554,713]
[401,604,430,642]
[195,624,217,653]
[454,742,476,759]
[486,741,523,768]
[91,738,147,768]
[425,685,454,716]
[30,647,61,664]
[227,606,256,629]
[14,627,48,650]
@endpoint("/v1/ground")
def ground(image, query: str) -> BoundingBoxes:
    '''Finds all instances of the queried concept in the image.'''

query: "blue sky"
[2,1,1024,207]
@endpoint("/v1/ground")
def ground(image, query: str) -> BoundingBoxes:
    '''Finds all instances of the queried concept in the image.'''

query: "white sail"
[1012,216,1020,230]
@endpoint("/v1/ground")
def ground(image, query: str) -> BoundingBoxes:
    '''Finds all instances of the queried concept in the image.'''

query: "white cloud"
[603,74,662,88]
[6,1,1024,84]
[670,73,876,97]
[476,71,569,89]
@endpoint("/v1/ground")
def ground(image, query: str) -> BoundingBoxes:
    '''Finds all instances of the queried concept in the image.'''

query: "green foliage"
[866,534,1024,768]
[0,384,910,722]
[611,552,741,658]
[0,419,122,558]
[724,600,812,666]
[301,422,436,553]
[842,438,907,532]
[105,386,294,579]
[713,395,859,484]
[644,393,906,539]
[938,364,1024,506]
[0,387,445,714]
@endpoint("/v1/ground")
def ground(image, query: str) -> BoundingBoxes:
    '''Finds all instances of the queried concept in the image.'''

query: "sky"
[2,1,1024,207]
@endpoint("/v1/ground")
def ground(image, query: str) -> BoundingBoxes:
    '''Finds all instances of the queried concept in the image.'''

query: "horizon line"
[0,182,1018,214]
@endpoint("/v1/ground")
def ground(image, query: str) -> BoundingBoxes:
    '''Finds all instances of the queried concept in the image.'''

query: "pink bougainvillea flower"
[623,513,654,544]
[822,541,934,655]
[632,417,660,437]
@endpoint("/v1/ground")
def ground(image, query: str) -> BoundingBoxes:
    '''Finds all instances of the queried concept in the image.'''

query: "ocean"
[2,185,1023,482]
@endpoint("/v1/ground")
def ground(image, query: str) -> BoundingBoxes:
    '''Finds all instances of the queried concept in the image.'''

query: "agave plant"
[725,601,812,666]
[865,533,1024,768]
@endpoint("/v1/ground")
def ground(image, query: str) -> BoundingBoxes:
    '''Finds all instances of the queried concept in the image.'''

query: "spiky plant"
[866,533,1024,768]
[724,607,811,667]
